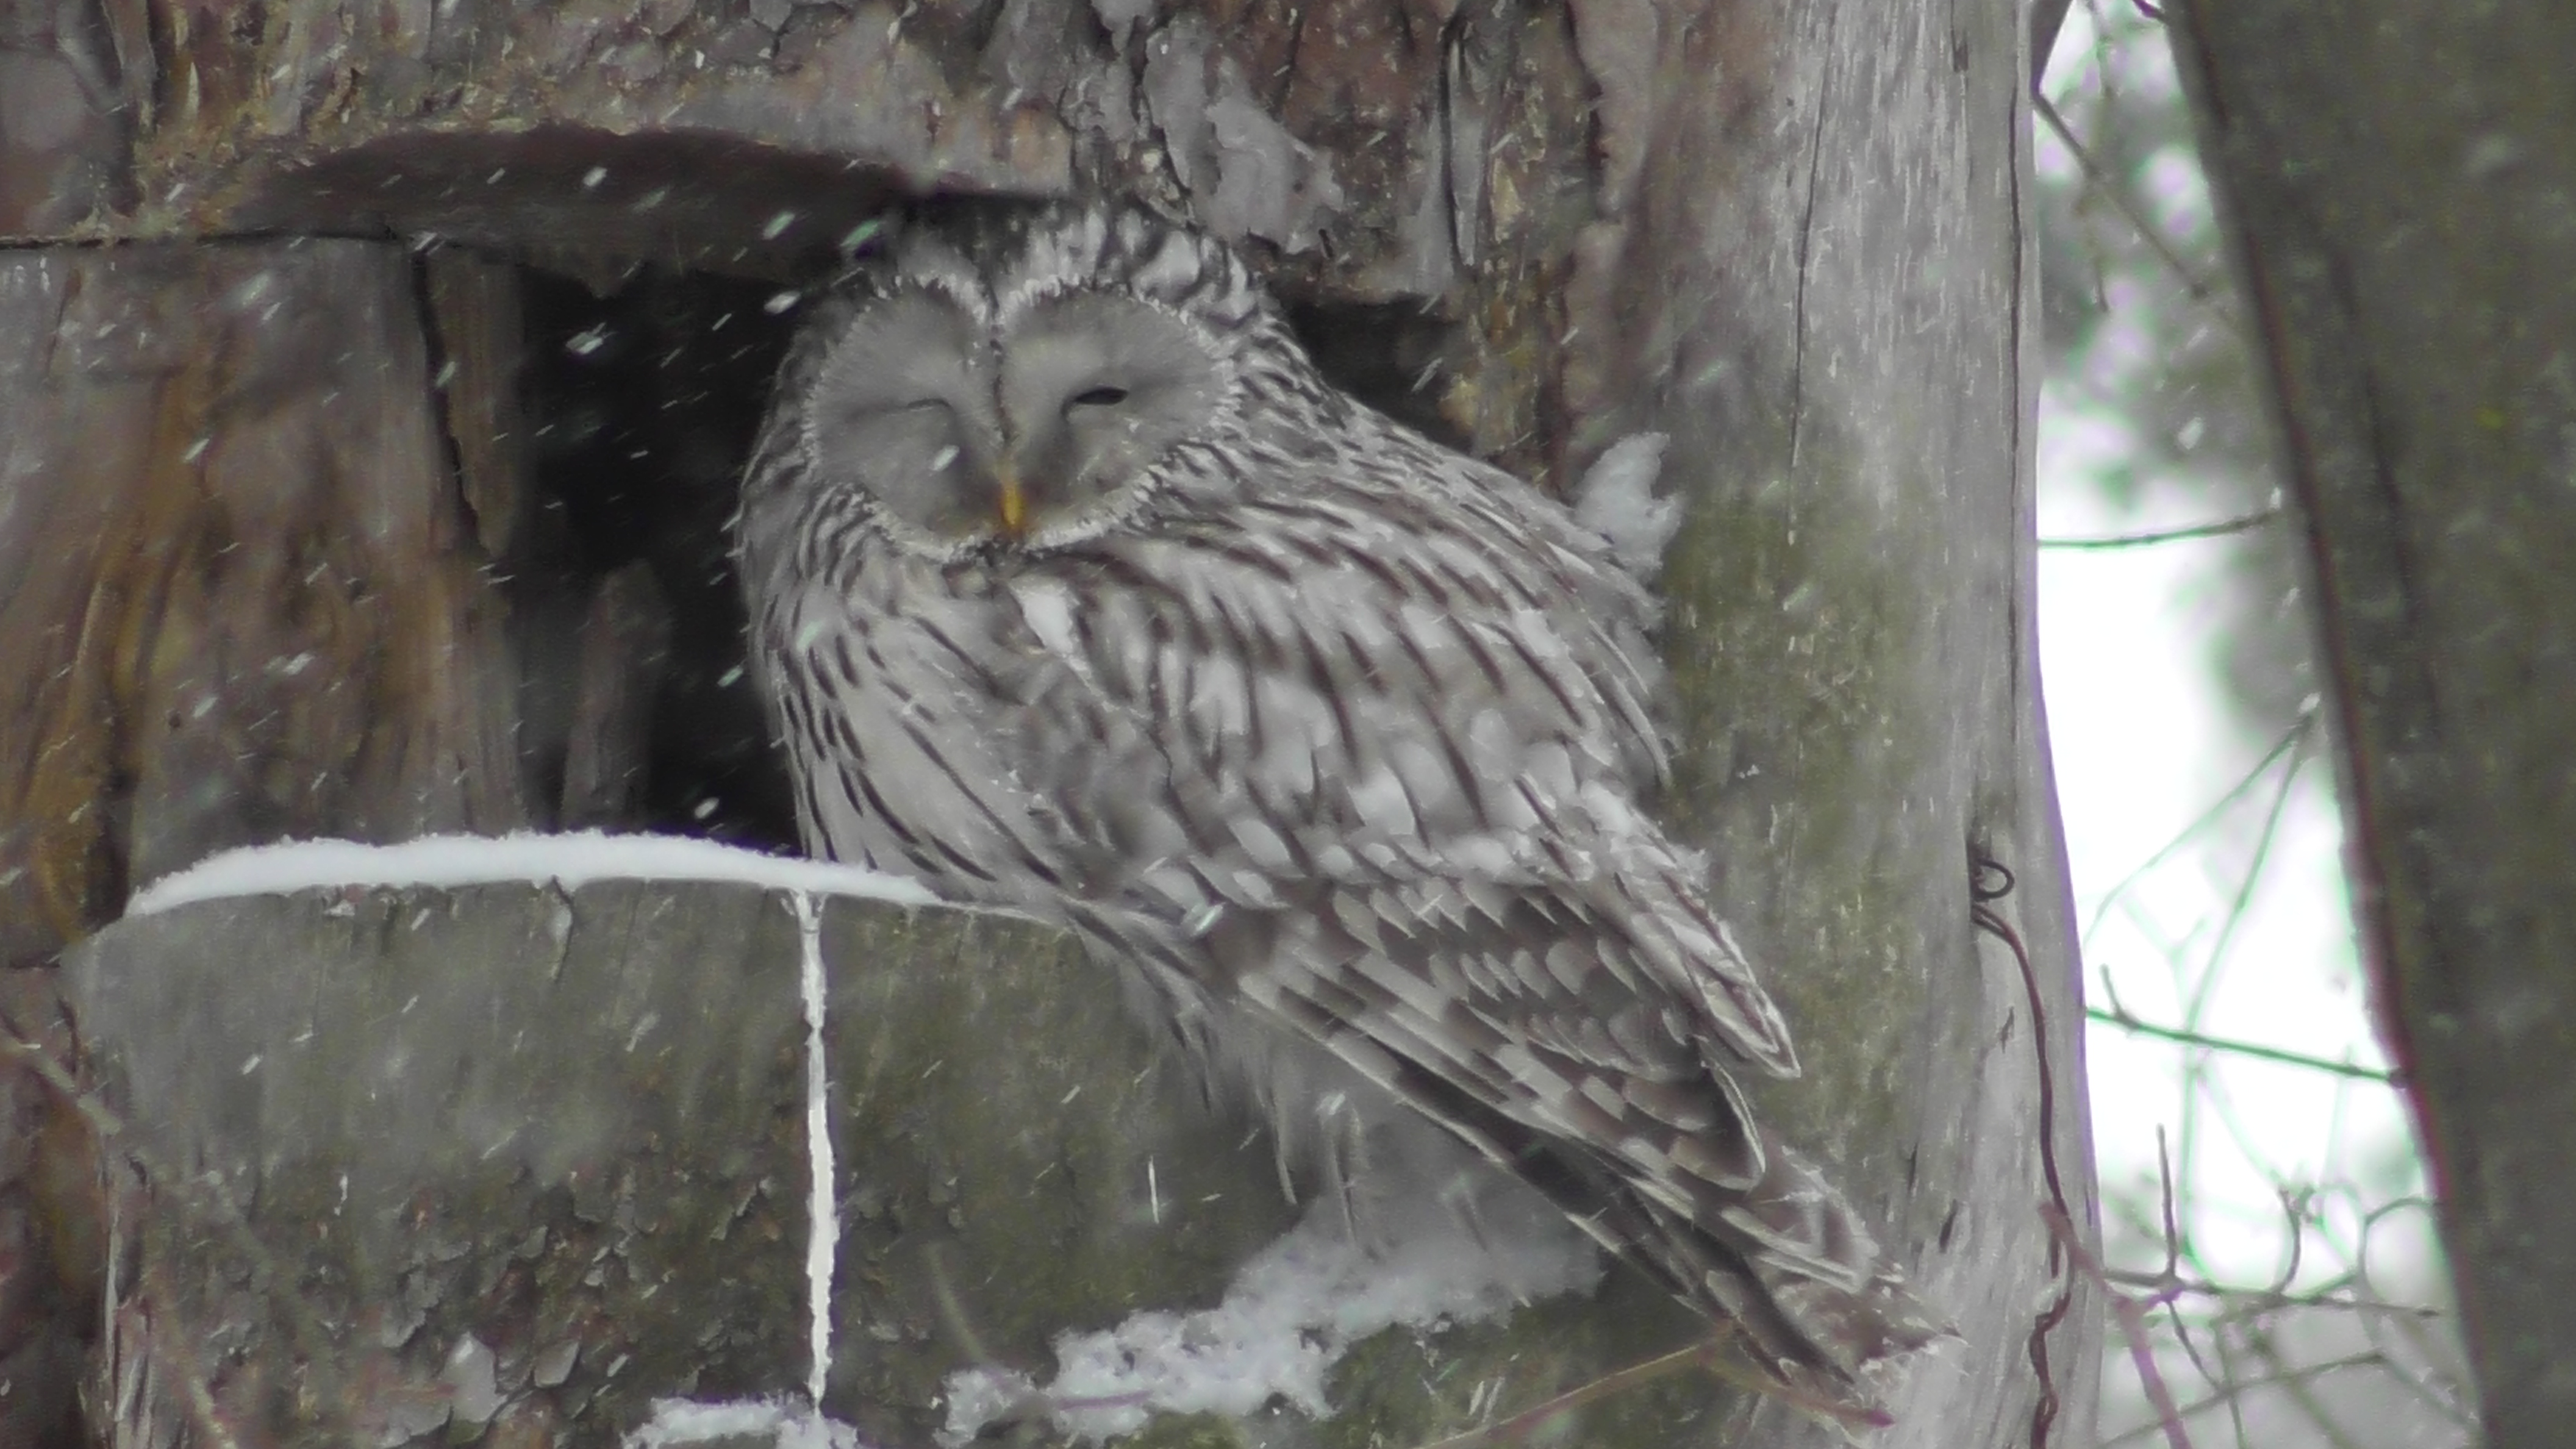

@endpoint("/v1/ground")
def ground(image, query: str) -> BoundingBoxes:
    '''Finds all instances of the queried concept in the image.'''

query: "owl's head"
[784,201,1290,556]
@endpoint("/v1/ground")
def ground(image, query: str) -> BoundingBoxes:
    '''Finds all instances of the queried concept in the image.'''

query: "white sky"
[2038,407,2420,1285]
[2034,21,2461,1439]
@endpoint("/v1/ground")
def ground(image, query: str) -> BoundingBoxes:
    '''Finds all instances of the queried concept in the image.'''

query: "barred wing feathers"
[978,446,1937,1396]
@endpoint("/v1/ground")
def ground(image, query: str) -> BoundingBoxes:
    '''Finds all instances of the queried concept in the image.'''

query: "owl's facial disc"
[805,290,1017,546]
[990,292,1227,543]
[806,285,1226,552]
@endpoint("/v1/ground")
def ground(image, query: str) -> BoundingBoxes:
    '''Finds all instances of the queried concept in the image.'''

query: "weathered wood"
[0,241,532,970]
[559,562,674,828]
[71,882,820,1447]
[66,882,1730,1448]
[420,245,533,564]
[2169,4,2576,1443]
[1579,2,2101,1442]
[0,237,541,1444]
[0,967,95,1449]
[0,2,1603,480]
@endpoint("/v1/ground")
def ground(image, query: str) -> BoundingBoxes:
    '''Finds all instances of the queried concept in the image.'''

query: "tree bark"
[0,243,531,968]
[2169,5,2576,1445]
[68,879,1751,1447]
[1,2,2095,1445]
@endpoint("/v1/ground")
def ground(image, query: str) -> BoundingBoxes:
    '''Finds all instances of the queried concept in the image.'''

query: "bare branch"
[2080,712,2314,951]
[2033,93,2236,324]
[2048,1208,2198,1449]
[2040,511,2281,549]
[2084,1001,2397,1084]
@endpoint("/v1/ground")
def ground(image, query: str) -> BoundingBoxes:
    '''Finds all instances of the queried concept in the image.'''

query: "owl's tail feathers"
[1658,1136,1952,1427]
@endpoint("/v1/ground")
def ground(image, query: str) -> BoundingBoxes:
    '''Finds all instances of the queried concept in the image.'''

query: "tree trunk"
[2169,5,2576,1445]
[1,2,2096,1445]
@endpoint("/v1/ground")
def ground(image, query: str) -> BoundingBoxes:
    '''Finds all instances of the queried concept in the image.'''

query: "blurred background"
[2036,7,2470,1445]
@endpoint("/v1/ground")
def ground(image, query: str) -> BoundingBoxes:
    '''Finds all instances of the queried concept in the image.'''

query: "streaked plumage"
[737,199,1938,1411]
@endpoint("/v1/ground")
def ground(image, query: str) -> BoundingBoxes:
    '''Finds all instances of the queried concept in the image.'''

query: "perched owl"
[737,199,1939,1413]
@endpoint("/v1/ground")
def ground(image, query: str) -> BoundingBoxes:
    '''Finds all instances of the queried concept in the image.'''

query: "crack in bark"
[1786,16,1836,478]
[2006,63,2031,714]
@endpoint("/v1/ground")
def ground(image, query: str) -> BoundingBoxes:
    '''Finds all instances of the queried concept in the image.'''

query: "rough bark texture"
[0,1,2095,1445]
[66,882,1726,1447]
[1564,5,2100,1444]
[0,242,533,967]
[2169,6,2576,1445]
[68,884,821,1447]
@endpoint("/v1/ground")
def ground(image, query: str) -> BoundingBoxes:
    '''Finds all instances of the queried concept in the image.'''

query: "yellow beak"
[996,461,1028,538]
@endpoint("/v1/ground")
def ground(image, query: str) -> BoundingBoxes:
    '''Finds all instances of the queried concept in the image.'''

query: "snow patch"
[940,1188,1602,1443]
[623,1397,870,1448]
[126,832,939,915]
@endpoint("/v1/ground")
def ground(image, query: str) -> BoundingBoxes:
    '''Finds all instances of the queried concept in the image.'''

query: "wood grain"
[0,242,531,968]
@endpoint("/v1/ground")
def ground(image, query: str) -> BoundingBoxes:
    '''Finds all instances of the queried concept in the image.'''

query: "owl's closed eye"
[802,281,1232,550]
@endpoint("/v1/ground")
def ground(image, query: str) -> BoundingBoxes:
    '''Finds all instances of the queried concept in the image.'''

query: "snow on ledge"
[126,832,940,917]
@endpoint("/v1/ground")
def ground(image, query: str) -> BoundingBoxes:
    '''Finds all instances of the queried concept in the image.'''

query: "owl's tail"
[1625,1129,1952,1425]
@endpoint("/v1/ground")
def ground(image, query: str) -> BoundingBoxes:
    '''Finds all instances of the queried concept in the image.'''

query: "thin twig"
[2097,1273,2442,1321]
[2047,1208,2197,1449]
[2095,1351,2392,1449]
[2147,1131,2227,1418]
[2080,712,2313,950]
[2084,1004,2397,1084]
[2193,713,2306,988]
[2268,1187,2310,1297]
[2163,716,2311,1273]
[2040,510,2281,549]
[2245,1317,2374,1449]
[1410,1345,1703,1449]
[2154,1127,2183,1289]
[1406,1328,1888,1449]
[2034,92,2234,321]
[1969,859,2077,1449]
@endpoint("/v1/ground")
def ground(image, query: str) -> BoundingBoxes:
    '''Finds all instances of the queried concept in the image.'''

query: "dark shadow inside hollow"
[1284,298,1476,453]
[510,265,803,850]
[498,246,1471,852]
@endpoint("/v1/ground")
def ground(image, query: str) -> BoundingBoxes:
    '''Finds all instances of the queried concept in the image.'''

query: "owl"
[736,199,1939,1414]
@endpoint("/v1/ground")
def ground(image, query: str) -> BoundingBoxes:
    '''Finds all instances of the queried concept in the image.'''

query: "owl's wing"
[985,471,1939,1390]
[977,452,1943,1392]
[1200,876,1937,1386]
[994,462,1800,1100]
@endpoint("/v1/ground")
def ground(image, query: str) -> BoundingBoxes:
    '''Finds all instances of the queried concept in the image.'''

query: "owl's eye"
[1067,385,1129,410]
[839,397,949,429]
